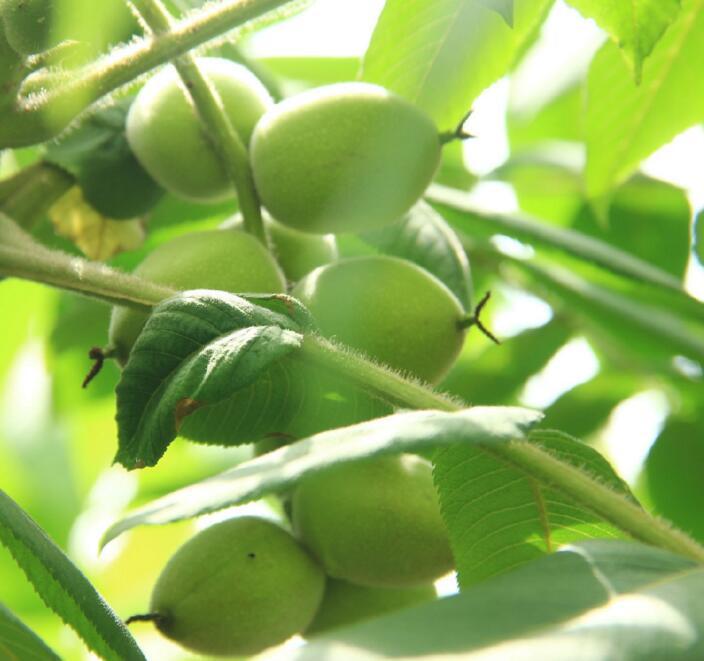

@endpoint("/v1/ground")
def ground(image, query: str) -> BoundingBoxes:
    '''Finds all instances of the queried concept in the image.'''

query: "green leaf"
[695,210,704,264]
[543,372,638,440]
[178,357,393,449]
[360,0,552,129]
[508,84,583,152]
[507,258,704,367]
[585,0,704,201]
[0,490,145,661]
[46,100,164,220]
[360,201,473,309]
[641,414,704,545]
[0,603,61,661]
[115,290,304,469]
[477,0,514,25]
[101,406,542,547]
[434,429,632,586]
[428,183,690,295]
[287,540,702,660]
[502,156,692,279]
[565,0,681,82]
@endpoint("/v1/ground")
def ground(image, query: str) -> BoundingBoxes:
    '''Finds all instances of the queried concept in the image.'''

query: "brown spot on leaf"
[175,398,204,431]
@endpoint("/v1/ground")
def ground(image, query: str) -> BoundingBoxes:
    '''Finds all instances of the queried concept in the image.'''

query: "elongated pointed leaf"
[0,491,145,661]
[434,430,633,586]
[0,603,61,661]
[509,259,704,367]
[361,201,473,309]
[585,0,704,201]
[361,0,552,129]
[283,540,702,660]
[477,0,514,25]
[102,406,542,547]
[115,290,303,469]
[427,184,688,295]
[642,414,704,545]
[565,0,681,82]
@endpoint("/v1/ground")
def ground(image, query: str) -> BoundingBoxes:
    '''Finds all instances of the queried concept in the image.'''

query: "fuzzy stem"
[0,243,173,309]
[0,0,298,148]
[486,441,704,563]
[131,0,266,243]
[2,241,704,564]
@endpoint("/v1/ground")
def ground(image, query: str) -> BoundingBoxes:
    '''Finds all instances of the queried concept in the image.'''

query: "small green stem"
[0,162,74,229]
[0,0,299,148]
[0,242,173,310]
[131,0,266,243]
[300,335,459,412]
[2,241,704,564]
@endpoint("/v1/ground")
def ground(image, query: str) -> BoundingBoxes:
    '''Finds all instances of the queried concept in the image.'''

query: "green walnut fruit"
[226,212,338,282]
[292,454,454,588]
[149,516,325,656]
[127,57,273,202]
[0,0,53,55]
[306,578,436,636]
[293,255,465,383]
[251,82,441,234]
[109,229,285,365]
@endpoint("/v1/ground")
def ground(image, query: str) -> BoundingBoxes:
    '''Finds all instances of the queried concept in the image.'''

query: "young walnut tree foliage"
[0,0,703,659]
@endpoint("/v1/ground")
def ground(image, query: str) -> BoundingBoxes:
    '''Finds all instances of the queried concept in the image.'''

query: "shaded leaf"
[0,603,60,661]
[641,414,704,545]
[585,0,704,201]
[361,0,552,129]
[543,372,637,440]
[565,0,681,82]
[0,490,145,661]
[361,201,473,309]
[502,157,691,279]
[285,540,702,660]
[102,406,542,547]
[505,258,704,368]
[46,99,164,220]
[428,183,688,295]
[442,319,572,405]
[178,356,393,449]
[695,210,704,264]
[115,290,303,469]
[434,429,632,586]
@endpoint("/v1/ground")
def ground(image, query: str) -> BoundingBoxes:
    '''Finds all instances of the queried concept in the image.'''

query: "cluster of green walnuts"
[104,57,470,655]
